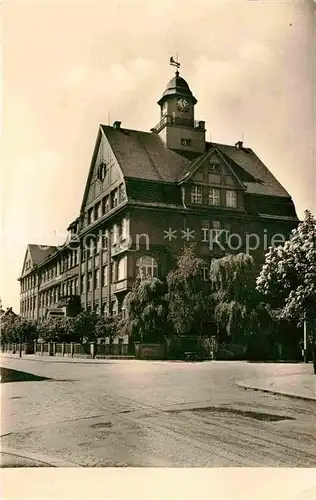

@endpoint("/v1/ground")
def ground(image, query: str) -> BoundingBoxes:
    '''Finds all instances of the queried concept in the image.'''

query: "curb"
[236,382,316,402]
[0,354,135,363]
[1,446,80,467]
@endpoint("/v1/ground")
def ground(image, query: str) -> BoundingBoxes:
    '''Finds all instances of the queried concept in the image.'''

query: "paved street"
[1,356,315,467]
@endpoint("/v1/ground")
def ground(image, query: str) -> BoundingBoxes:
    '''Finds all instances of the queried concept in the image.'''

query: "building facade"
[19,69,299,319]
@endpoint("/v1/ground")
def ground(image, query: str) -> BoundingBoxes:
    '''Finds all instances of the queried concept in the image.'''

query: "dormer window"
[181,138,192,147]
[191,185,202,204]
[208,188,220,206]
[226,190,237,208]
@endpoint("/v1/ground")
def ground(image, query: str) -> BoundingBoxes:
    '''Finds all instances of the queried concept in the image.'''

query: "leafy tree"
[210,253,271,344]
[123,277,169,342]
[72,310,100,342]
[1,316,38,344]
[37,316,75,343]
[166,244,213,337]
[256,210,316,370]
[95,315,120,341]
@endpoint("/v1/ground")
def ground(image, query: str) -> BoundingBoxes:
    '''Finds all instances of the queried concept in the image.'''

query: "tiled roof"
[212,143,291,198]
[126,178,182,206]
[28,244,57,266]
[101,126,191,182]
[101,126,292,201]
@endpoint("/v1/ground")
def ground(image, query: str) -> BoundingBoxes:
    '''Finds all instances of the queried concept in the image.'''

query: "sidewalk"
[237,372,316,401]
[0,352,135,363]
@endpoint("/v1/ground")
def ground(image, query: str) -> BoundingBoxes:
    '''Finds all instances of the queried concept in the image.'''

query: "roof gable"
[211,143,291,198]
[21,246,33,276]
[20,244,57,278]
[80,127,125,214]
[179,147,245,190]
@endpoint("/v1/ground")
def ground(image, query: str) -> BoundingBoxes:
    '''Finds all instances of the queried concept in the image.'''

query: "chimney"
[113,121,121,129]
[235,140,243,149]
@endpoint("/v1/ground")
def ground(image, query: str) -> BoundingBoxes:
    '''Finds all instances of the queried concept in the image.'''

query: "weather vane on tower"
[170,54,180,75]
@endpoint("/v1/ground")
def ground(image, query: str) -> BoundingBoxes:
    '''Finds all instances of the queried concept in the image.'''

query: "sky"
[0,0,315,311]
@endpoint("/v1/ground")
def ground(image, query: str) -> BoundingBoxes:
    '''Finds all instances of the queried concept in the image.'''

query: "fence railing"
[1,340,131,358]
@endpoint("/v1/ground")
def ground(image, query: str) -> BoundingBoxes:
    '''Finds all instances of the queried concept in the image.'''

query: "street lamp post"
[303,312,308,363]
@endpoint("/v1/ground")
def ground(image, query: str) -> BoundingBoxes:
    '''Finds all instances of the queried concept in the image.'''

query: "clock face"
[177,98,189,112]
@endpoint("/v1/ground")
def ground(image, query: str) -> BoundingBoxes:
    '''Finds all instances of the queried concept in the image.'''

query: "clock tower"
[152,68,206,156]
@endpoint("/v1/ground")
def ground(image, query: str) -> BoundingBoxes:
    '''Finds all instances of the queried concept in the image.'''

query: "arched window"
[118,256,127,281]
[136,256,158,280]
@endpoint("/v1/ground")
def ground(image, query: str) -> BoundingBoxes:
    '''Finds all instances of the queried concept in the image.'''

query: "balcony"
[111,278,134,295]
[151,115,205,134]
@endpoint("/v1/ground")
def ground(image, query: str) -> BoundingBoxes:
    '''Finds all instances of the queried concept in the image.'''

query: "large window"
[87,208,94,225]
[95,202,102,220]
[102,196,109,215]
[136,256,158,279]
[119,183,126,204]
[111,262,117,283]
[201,220,210,241]
[208,188,220,206]
[112,225,119,245]
[87,272,92,291]
[111,189,118,208]
[121,218,129,240]
[95,269,100,289]
[118,256,127,281]
[81,275,85,293]
[210,220,221,238]
[226,190,237,208]
[191,185,202,204]
[102,265,108,287]
[96,235,102,254]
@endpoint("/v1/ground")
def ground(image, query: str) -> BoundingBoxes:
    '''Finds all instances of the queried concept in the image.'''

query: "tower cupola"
[158,71,197,107]
[152,58,206,155]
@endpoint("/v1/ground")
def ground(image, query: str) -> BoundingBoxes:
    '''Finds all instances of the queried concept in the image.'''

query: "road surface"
[1,357,315,467]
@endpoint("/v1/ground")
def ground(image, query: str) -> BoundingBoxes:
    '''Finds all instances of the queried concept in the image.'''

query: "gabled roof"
[28,244,57,266]
[79,127,103,214]
[100,126,291,199]
[101,125,191,183]
[0,307,17,319]
[178,147,246,190]
[20,244,58,279]
[211,143,291,198]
